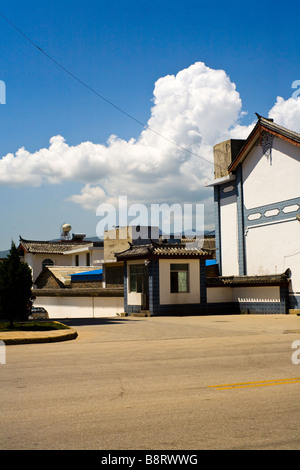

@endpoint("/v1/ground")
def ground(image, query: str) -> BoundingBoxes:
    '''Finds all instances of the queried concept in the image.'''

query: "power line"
[0,12,226,171]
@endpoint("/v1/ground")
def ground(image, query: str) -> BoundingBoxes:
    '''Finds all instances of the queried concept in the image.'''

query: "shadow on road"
[55,317,139,327]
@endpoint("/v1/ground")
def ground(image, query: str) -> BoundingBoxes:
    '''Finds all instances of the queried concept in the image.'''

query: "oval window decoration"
[223,185,235,193]
[248,213,262,221]
[264,208,280,217]
[282,204,299,214]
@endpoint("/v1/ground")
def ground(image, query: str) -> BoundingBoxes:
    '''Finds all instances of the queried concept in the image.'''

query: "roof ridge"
[228,114,300,172]
[20,238,92,244]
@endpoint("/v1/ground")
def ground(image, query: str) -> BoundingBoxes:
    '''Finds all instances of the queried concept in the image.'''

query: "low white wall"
[127,292,143,306]
[232,286,280,303]
[34,296,124,319]
[207,287,233,303]
[207,285,281,303]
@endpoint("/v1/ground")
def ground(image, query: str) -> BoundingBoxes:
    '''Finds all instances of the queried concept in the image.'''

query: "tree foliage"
[0,241,33,326]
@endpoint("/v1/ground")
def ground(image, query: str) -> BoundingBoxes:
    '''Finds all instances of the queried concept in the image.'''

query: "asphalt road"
[1,314,300,451]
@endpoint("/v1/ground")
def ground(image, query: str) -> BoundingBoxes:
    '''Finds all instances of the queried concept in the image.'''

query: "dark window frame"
[42,258,54,270]
[129,264,148,293]
[170,263,190,293]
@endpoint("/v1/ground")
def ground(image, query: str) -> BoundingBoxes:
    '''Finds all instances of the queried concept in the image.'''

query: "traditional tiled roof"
[32,287,124,297]
[228,115,300,172]
[207,270,290,287]
[35,266,102,286]
[115,238,216,260]
[18,237,93,255]
[257,115,300,144]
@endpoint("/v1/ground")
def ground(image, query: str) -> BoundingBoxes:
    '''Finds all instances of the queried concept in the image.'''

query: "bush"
[0,241,33,327]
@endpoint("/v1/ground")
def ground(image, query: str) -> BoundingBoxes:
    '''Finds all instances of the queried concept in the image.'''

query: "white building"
[18,235,104,284]
[206,114,300,314]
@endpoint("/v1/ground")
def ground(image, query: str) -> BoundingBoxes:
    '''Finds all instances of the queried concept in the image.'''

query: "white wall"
[207,287,233,303]
[24,248,104,282]
[25,253,72,282]
[245,219,300,291]
[242,137,300,291]
[218,137,300,285]
[232,286,280,303]
[207,286,280,303]
[159,259,200,305]
[219,193,239,276]
[127,260,144,306]
[71,248,104,267]
[34,296,124,319]
[242,138,300,209]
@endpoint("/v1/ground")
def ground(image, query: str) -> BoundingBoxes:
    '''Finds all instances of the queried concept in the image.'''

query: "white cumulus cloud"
[268,96,300,132]
[1,61,300,227]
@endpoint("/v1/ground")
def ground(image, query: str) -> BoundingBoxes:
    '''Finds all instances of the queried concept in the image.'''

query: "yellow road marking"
[208,377,300,390]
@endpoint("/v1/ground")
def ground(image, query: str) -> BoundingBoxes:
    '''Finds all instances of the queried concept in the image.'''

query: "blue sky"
[0,0,299,250]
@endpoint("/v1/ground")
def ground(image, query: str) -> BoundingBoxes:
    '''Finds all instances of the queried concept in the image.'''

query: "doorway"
[129,264,149,310]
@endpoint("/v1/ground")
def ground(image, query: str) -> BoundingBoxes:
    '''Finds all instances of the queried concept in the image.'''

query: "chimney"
[213,139,246,179]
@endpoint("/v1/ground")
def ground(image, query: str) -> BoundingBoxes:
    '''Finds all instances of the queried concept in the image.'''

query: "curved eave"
[229,119,300,173]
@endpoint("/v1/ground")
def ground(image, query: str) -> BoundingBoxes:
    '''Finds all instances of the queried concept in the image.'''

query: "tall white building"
[206,114,300,314]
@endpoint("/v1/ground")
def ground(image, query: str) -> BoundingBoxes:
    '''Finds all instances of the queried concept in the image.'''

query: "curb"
[0,327,78,345]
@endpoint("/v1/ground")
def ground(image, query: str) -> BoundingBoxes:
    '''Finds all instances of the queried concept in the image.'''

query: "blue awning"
[71,269,103,281]
[206,259,217,266]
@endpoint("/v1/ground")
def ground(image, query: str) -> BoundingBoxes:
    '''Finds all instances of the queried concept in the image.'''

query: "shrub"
[0,241,33,327]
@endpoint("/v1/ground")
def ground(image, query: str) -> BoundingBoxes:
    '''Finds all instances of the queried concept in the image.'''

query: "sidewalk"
[0,327,78,345]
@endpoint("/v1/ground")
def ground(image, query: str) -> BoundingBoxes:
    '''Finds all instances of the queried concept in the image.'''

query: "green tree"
[0,241,33,327]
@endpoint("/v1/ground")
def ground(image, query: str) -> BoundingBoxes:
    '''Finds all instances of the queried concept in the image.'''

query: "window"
[75,255,79,266]
[129,264,148,293]
[42,259,54,270]
[170,264,189,293]
[86,253,90,266]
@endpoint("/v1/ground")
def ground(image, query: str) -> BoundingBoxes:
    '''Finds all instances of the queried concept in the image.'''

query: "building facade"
[116,238,215,316]
[18,236,104,283]
[206,114,300,314]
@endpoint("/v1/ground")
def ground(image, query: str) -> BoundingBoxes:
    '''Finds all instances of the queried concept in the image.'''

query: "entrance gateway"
[115,238,215,316]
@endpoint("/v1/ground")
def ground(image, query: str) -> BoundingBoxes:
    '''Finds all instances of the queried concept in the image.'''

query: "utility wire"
[0,12,226,171]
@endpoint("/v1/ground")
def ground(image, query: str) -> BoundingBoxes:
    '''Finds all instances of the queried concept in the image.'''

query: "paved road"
[1,315,300,450]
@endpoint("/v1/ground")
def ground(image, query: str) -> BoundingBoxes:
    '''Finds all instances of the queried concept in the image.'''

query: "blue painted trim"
[123,261,128,313]
[206,303,240,315]
[126,305,144,314]
[200,259,207,304]
[289,294,300,309]
[238,302,286,314]
[157,304,203,316]
[280,285,289,314]
[218,182,237,199]
[236,164,246,275]
[207,300,288,315]
[149,259,160,316]
[244,196,300,228]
